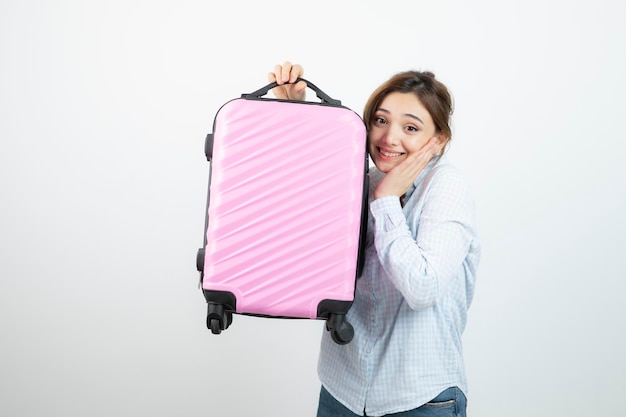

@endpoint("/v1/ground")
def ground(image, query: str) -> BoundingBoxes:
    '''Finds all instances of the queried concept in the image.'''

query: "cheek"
[367,131,380,151]
[403,136,429,154]
[367,139,376,154]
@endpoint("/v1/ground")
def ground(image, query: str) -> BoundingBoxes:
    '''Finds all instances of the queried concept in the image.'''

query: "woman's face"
[368,91,441,173]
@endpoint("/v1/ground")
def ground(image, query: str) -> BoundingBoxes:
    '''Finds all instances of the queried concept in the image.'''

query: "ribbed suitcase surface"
[203,98,366,318]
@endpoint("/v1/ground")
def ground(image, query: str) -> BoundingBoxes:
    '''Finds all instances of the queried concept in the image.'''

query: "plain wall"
[1,1,625,416]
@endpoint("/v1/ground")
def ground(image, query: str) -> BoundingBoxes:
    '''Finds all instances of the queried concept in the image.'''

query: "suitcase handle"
[241,78,342,106]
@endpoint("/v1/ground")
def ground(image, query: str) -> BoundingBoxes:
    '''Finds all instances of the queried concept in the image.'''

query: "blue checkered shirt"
[317,155,481,416]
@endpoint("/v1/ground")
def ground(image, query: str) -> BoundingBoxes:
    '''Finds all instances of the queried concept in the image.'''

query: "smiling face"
[368,91,441,173]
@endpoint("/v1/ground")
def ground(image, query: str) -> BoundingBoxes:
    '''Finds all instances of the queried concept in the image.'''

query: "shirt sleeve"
[370,168,477,310]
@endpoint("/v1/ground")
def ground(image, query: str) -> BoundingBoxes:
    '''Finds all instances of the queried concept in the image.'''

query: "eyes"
[373,116,420,133]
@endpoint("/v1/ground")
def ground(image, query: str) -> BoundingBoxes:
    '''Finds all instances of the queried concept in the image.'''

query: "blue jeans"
[316,385,467,417]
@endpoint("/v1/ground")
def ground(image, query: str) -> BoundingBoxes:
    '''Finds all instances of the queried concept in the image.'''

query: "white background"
[1,1,625,416]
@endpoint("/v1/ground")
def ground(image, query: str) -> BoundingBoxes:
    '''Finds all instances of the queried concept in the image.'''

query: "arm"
[371,167,477,310]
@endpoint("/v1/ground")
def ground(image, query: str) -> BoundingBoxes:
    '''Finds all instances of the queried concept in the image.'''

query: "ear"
[433,133,449,153]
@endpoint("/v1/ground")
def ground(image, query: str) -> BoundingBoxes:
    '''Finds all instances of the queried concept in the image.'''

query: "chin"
[372,159,393,173]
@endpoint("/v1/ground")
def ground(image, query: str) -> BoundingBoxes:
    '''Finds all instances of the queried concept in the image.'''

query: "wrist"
[373,188,402,199]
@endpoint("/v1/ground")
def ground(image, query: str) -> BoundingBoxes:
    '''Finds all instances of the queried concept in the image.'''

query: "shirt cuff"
[370,196,405,233]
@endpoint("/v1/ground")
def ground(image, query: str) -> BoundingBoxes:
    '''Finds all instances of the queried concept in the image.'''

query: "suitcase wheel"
[206,303,233,335]
[205,133,214,160]
[208,317,221,334]
[196,248,205,272]
[326,313,354,345]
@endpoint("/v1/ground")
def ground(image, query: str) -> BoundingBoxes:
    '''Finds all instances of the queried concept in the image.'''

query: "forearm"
[371,196,472,310]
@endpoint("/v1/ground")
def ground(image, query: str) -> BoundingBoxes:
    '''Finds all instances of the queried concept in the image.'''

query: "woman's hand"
[268,61,307,101]
[373,137,440,201]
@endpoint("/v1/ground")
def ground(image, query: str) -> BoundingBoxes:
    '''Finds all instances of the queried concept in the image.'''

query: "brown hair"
[363,70,454,157]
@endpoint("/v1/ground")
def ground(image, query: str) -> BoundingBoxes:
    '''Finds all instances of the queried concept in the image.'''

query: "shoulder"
[425,156,471,191]
[428,156,465,179]
[420,157,476,213]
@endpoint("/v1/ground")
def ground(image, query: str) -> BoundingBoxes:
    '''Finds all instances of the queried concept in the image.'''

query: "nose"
[382,124,402,147]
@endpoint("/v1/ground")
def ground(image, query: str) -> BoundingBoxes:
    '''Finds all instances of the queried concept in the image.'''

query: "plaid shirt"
[317,155,481,416]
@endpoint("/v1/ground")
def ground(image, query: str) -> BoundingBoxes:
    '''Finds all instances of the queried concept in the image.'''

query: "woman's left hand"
[373,137,440,201]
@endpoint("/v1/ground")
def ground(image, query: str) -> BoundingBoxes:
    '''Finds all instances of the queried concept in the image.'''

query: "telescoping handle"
[241,77,342,106]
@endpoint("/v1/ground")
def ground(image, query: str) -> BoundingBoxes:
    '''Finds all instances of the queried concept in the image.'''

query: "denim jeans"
[316,385,467,417]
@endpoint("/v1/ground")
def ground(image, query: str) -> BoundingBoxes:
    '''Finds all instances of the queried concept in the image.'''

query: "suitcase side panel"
[202,99,366,319]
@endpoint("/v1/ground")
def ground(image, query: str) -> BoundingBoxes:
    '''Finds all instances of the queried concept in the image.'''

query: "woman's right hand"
[268,61,307,101]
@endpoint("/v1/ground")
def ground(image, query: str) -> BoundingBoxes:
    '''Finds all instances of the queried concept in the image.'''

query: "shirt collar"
[404,154,445,202]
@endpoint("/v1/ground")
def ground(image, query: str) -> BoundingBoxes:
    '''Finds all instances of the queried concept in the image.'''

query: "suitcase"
[196,78,368,344]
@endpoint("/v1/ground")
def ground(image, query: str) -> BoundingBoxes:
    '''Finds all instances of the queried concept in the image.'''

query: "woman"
[269,62,481,417]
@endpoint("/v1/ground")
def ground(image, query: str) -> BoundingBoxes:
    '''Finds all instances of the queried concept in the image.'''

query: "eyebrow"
[377,108,424,124]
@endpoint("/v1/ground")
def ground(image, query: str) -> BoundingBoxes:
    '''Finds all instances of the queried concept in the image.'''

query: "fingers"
[281,63,292,84]
[274,63,287,84]
[294,79,307,93]
[289,64,304,83]
[374,138,441,200]
[273,61,304,84]
[412,137,440,162]
[401,139,438,176]
[268,61,306,100]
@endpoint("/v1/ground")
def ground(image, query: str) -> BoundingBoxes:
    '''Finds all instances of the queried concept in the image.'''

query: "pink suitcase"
[196,78,368,344]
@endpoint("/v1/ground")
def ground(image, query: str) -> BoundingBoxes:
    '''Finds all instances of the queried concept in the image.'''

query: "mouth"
[376,147,405,160]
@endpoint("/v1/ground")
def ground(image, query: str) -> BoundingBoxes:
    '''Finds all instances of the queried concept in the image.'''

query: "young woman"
[269,62,481,417]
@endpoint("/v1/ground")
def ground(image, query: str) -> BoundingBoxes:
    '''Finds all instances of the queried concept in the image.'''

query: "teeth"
[380,149,402,157]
